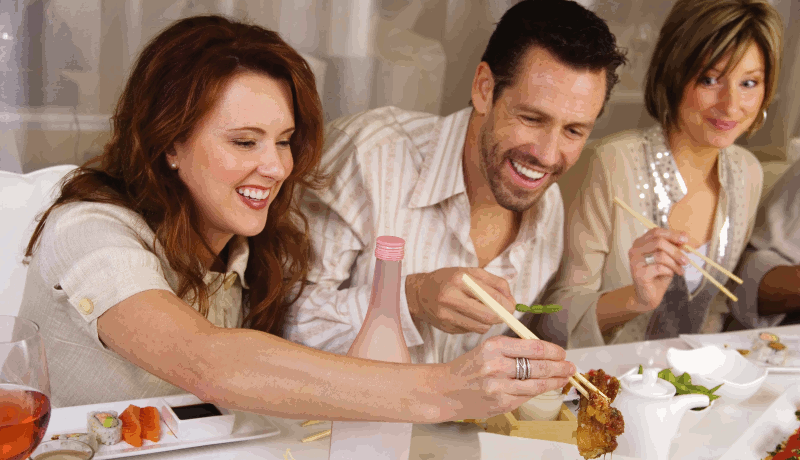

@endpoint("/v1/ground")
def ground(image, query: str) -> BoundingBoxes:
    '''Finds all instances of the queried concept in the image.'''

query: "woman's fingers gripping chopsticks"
[461,273,599,400]
[613,196,742,284]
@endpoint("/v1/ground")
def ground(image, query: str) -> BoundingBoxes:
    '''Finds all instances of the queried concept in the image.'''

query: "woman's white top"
[683,243,709,294]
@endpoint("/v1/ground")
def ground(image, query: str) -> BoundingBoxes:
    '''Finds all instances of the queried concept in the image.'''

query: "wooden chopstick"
[302,429,332,442]
[301,419,323,427]
[460,273,608,402]
[613,196,743,285]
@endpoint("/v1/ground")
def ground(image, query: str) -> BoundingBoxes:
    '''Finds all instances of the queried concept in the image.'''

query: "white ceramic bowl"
[517,390,562,421]
[666,346,768,403]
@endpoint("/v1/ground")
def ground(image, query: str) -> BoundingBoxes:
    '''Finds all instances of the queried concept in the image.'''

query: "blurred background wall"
[0,0,798,174]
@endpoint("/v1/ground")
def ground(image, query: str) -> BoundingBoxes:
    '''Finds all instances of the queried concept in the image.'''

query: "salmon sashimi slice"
[120,404,142,447]
[140,406,161,442]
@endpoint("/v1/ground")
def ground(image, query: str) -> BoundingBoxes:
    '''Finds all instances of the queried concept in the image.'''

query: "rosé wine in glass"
[0,316,51,460]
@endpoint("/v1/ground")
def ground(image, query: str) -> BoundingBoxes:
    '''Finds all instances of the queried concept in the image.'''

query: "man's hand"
[405,267,516,334]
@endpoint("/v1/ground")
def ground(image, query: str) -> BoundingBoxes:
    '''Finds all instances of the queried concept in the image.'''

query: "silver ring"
[644,253,656,266]
[516,357,531,380]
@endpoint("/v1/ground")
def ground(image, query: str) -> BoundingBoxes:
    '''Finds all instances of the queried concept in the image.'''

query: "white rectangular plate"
[681,330,800,373]
[45,394,281,459]
[718,384,800,460]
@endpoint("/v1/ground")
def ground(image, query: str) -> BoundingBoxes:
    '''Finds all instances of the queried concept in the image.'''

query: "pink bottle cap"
[375,236,405,261]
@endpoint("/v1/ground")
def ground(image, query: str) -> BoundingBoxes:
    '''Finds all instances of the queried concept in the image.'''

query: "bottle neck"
[369,259,402,317]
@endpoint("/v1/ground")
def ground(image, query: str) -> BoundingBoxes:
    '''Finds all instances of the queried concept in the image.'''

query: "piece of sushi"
[120,405,143,447]
[87,410,122,445]
[140,406,161,442]
[51,432,98,451]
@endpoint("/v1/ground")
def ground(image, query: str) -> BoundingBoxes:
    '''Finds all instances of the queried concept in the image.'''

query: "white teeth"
[237,187,270,201]
[510,159,545,181]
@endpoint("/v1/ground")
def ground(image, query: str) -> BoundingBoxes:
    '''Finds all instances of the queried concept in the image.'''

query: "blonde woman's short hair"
[645,0,783,138]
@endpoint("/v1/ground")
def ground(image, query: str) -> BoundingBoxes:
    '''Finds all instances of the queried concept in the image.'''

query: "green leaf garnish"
[515,304,563,314]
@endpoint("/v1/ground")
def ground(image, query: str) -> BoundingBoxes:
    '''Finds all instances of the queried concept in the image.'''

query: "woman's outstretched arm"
[98,289,574,424]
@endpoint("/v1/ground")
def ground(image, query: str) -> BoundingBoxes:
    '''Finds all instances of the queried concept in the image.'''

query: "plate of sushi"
[680,330,800,372]
[44,393,281,459]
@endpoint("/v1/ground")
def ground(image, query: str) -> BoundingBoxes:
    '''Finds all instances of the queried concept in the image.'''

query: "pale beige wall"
[1,0,797,174]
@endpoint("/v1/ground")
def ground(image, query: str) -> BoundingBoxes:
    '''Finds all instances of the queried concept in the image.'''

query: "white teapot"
[613,368,709,460]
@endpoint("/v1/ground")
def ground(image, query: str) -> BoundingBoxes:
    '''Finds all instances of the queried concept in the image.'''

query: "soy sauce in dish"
[170,403,222,420]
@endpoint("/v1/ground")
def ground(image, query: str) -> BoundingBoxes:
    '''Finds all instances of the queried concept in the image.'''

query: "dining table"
[52,323,800,460]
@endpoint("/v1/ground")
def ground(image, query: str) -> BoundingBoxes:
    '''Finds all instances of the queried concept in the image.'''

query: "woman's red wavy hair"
[26,15,324,335]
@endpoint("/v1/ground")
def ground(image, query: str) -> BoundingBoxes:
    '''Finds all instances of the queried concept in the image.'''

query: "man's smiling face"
[477,45,607,212]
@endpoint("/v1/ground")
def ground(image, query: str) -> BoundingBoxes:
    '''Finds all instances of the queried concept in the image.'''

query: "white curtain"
[0,0,797,173]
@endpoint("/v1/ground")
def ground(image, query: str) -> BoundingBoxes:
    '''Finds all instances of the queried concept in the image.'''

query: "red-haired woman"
[19,15,574,422]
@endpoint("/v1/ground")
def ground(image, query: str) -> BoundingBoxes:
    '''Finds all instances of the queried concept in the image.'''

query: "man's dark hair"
[481,0,626,115]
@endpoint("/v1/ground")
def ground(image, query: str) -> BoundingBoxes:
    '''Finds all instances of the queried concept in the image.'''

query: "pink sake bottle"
[328,236,412,460]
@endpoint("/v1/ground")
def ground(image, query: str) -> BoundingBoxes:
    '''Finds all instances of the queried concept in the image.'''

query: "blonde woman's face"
[676,42,766,150]
[170,72,295,250]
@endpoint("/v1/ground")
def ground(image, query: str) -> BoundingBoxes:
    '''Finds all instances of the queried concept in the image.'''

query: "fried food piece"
[577,369,624,460]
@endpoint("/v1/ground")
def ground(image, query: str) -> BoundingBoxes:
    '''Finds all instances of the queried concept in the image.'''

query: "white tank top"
[683,243,709,293]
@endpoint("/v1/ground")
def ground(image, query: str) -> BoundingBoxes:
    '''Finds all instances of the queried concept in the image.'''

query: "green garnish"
[103,416,114,428]
[637,367,722,409]
[515,304,563,314]
[795,410,800,421]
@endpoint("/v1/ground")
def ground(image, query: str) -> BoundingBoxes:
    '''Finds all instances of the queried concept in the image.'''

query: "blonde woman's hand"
[627,227,689,312]
[438,335,575,420]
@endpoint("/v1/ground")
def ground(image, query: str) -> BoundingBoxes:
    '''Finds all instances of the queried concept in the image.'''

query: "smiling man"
[285,0,626,363]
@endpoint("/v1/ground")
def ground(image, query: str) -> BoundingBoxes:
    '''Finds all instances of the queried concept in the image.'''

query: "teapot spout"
[671,394,710,418]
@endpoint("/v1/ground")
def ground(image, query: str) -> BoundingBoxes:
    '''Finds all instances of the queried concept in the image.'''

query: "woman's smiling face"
[674,42,766,151]
[169,71,295,251]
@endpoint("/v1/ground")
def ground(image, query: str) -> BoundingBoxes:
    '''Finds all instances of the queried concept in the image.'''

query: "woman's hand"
[627,227,690,311]
[438,335,575,420]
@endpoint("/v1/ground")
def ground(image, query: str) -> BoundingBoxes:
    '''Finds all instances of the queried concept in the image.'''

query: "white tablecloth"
[73,324,800,460]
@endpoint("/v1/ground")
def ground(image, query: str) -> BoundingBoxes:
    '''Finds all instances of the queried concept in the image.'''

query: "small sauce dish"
[517,390,563,421]
[160,394,235,441]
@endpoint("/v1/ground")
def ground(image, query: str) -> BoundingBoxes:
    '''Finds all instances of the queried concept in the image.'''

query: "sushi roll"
[87,410,122,445]
[751,333,789,366]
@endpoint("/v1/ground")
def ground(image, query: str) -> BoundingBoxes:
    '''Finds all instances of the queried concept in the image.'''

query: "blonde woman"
[546,0,783,348]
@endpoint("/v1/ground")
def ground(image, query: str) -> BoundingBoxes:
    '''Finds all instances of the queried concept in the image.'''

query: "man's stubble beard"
[478,121,557,214]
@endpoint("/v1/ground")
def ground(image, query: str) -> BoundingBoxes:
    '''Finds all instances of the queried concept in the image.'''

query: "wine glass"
[0,315,51,460]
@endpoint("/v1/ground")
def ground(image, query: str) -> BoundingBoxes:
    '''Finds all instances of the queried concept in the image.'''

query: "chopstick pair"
[301,272,610,432]
[461,274,609,403]
[612,196,741,302]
